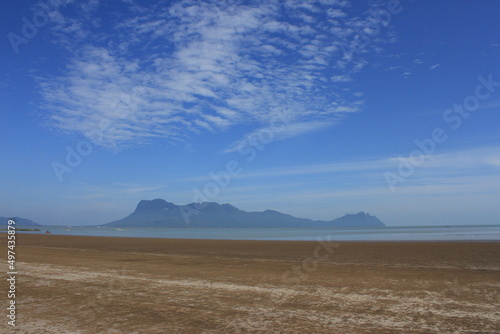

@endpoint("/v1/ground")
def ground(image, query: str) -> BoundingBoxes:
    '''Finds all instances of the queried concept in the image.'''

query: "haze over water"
[27,225,500,241]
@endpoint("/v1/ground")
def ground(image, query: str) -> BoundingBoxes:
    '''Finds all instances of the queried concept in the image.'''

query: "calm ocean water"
[21,225,500,241]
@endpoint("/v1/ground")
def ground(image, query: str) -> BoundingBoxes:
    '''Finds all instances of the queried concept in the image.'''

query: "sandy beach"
[2,234,499,333]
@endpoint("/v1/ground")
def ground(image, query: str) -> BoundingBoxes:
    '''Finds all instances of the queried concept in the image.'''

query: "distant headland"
[101,199,385,228]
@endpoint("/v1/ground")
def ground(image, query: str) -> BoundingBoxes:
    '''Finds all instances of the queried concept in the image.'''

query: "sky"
[0,0,499,226]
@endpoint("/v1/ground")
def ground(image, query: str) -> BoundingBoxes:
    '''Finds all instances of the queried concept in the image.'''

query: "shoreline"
[3,223,499,243]
[7,230,500,242]
[6,230,500,243]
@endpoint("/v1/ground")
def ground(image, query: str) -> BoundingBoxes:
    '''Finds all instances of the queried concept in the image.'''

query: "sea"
[19,225,500,241]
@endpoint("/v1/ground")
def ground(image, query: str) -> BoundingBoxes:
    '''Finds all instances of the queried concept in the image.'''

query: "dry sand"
[1,234,499,333]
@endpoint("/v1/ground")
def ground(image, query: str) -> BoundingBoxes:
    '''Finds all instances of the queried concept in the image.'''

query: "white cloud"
[483,155,500,167]
[402,71,412,78]
[179,146,500,222]
[327,8,347,18]
[73,182,168,200]
[39,0,400,149]
[223,120,336,154]
[331,75,352,82]
[197,146,500,183]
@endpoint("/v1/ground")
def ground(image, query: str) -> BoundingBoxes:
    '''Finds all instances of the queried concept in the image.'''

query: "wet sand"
[2,234,499,333]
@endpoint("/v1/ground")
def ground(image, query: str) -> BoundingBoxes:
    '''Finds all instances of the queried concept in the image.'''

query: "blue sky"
[1,0,499,226]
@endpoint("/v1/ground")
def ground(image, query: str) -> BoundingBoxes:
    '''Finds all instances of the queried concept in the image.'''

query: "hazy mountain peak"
[0,216,40,226]
[135,199,177,212]
[331,212,384,228]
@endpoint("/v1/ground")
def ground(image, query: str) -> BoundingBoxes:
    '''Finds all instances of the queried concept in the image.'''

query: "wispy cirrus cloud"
[189,145,500,182]
[178,145,500,221]
[222,120,338,153]
[39,0,399,149]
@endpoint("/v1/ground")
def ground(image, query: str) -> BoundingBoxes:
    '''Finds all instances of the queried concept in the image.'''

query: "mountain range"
[102,199,385,228]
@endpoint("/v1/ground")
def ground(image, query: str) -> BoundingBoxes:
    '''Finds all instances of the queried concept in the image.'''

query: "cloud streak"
[187,145,500,183]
